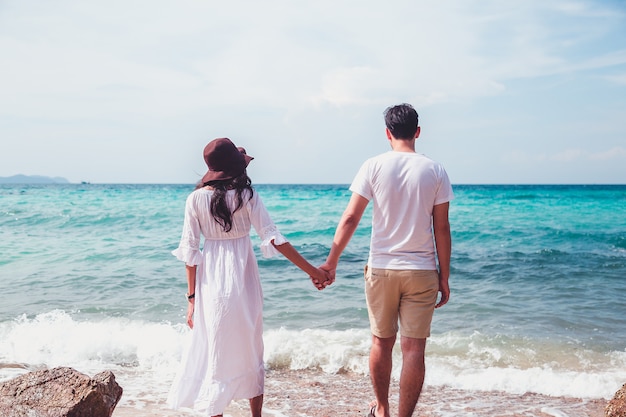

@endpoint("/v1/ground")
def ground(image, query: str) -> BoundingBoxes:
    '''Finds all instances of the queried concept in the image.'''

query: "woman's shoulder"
[186,187,211,202]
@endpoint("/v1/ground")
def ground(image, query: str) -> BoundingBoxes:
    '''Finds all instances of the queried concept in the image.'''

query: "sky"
[1,0,625,184]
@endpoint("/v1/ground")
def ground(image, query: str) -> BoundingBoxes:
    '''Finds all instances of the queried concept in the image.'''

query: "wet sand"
[113,369,607,417]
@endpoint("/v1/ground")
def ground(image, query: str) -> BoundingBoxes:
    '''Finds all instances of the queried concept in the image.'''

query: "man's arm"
[432,202,451,308]
[320,192,369,282]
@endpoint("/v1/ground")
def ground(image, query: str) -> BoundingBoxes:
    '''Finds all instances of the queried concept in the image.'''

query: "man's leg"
[370,334,396,417]
[398,336,427,417]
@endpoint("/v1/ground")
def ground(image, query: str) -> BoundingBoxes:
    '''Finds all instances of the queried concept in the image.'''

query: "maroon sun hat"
[201,138,254,184]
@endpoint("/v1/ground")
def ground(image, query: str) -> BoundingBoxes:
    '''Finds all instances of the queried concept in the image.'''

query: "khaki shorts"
[364,266,439,339]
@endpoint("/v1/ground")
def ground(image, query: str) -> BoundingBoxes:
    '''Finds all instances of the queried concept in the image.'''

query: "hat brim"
[201,154,253,184]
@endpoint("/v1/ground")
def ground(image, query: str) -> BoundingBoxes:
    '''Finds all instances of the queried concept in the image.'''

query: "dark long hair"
[196,172,254,232]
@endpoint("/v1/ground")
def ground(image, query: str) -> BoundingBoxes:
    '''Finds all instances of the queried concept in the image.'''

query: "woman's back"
[188,187,254,240]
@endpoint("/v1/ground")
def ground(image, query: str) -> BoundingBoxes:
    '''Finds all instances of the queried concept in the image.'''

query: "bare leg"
[369,334,396,417]
[249,394,263,417]
[398,336,427,417]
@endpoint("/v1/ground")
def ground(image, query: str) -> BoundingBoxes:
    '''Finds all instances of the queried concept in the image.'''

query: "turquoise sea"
[1,184,625,415]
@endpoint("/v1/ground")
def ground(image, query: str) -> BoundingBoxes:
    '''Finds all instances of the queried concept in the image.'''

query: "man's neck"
[390,138,416,153]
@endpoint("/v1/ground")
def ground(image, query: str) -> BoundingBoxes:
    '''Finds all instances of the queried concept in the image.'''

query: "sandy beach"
[112,369,608,417]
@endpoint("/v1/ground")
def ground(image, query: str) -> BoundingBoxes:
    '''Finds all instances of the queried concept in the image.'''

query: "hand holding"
[319,262,336,286]
[310,267,332,290]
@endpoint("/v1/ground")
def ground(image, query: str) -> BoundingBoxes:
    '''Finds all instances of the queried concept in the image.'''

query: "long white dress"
[167,188,287,415]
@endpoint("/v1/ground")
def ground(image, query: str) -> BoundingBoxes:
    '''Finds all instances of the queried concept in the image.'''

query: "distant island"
[0,175,70,184]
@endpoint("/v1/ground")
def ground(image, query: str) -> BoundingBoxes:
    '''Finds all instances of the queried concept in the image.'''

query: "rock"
[0,366,123,417]
[607,383,626,417]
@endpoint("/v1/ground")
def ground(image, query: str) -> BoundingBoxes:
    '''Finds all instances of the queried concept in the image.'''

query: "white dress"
[167,188,287,415]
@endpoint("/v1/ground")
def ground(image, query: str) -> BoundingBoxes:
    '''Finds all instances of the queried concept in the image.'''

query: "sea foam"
[1,310,624,402]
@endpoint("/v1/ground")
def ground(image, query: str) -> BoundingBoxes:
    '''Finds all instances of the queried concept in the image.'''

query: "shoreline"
[112,369,608,417]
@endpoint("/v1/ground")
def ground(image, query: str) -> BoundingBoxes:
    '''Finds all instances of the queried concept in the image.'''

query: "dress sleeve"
[171,193,204,266]
[247,192,288,258]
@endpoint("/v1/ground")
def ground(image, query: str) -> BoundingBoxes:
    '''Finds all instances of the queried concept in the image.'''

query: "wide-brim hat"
[201,138,254,183]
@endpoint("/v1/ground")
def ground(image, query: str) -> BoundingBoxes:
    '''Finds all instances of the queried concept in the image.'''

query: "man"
[321,103,453,417]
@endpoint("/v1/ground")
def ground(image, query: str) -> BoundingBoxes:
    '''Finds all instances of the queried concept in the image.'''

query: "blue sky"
[1,0,625,184]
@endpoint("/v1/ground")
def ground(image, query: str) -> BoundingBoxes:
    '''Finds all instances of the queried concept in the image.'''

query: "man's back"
[350,150,453,270]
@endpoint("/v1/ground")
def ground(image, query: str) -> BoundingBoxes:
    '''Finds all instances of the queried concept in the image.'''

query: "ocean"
[0,183,625,416]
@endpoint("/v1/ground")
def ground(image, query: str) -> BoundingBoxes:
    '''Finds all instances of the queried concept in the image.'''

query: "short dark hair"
[383,103,419,140]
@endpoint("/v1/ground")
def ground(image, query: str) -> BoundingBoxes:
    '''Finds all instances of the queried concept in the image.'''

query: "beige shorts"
[364,266,439,339]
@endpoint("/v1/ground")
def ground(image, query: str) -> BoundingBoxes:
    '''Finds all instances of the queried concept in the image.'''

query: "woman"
[167,138,328,417]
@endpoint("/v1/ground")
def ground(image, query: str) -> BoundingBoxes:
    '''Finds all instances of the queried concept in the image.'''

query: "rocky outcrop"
[607,383,626,417]
[0,366,123,417]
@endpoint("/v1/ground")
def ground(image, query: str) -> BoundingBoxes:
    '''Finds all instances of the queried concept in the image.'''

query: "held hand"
[186,301,195,329]
[310,267,331,290]
[319,262,336,286]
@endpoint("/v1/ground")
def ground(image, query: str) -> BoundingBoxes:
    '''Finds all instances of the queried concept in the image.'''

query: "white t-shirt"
[350,151,454,270]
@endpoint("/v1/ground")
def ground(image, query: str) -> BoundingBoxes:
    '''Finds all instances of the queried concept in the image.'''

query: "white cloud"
[605,73,626,85]
[589,146,626,161]
[552,147,626,162]
[0,0,521,115]
[0,0,625,183]
[552,149,586,162]
[504,147,626,164]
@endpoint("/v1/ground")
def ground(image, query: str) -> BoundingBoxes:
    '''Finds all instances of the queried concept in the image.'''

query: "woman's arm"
[272,241,330,289]
[185,264,196,328]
